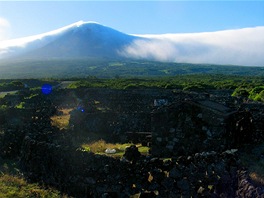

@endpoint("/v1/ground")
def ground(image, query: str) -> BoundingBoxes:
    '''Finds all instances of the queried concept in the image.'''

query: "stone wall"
[67,88,174,142]
[1,88,264,197]
[70,111,151,141]
[151,99,255,157]
[21,131,255,197]
[151,99,264,157]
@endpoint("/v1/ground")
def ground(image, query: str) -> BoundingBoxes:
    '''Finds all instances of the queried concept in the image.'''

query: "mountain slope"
[0,21,139,59]
[0,21,264,66]
[21,22,138,59]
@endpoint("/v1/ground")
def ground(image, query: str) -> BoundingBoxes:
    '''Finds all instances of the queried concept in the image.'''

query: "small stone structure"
[68,88,173,142]
[151,99,253,157]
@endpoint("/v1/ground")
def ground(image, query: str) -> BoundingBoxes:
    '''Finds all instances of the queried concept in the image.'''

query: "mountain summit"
[0,21,138,59]
[0,21,264,66]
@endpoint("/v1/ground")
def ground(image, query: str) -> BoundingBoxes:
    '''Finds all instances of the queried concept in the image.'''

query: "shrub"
[232,87,250,97]
[249,86,264,100]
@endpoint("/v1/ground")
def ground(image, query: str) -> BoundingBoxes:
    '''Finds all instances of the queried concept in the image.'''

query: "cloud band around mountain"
[120,27,264,66]
[0,21,263,67]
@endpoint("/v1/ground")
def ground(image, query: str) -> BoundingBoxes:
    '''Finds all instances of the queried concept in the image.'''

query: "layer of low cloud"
[0,17,10,41]
[120,27,264,66]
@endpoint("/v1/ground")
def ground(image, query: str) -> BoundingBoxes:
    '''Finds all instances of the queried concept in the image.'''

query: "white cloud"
[0,17,10,41]
[0,21,92,57]
[0,21,263,66]
[120,27,264,66]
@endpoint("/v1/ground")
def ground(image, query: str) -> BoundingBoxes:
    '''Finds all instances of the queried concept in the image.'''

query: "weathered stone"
[165,144,174,150]
[123,145,141,163]
[156,137,162,142]
[169,167,182,179]
[177,178,190,191]
[169,128,175,133]
[197,113,203,118]
[139,191,157,198]
[197,186,205,194]
[84,177,96,185]
[2,88,264,198]
[161,177,175,190]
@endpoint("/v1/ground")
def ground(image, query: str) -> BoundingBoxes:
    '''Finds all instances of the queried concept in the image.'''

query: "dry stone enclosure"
[1,87,264,197]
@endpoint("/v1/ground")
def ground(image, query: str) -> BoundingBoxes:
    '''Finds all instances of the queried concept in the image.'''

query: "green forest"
[67,75,264,102]
[1,74,263,103]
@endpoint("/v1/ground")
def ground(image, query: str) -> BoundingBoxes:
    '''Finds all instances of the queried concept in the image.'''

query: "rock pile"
[237,170,264,197]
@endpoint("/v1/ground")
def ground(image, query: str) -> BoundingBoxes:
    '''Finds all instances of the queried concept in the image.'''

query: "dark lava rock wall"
[151,99,258,157]
[20,132,251,197]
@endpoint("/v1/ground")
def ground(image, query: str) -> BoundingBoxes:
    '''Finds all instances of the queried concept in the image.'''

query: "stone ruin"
[151,99,255,157]
[67,88,174,142]
[1,88,264,197]
[19,132,264,197]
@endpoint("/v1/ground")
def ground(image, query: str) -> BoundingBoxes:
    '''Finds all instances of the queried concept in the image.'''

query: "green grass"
[0,175,68,198]
[0,159,69,198]
[81,139,149,157]
[0,91,17,98]
[50,108,72,129]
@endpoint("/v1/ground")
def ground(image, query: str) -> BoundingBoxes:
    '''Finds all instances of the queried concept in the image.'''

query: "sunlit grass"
[0,91,17,98]
[0,93,5,98]
[0,159,69,198]
[51,108,72,129]
[81,139,149,157]
[0,175,68,198]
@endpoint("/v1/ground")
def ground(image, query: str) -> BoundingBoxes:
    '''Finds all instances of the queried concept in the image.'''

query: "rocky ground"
[1,88,264,197]
[19,131,264,197]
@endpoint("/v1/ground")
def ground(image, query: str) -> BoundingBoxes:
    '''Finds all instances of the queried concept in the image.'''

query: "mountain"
[0,21,264,66]
[0,21,139,59]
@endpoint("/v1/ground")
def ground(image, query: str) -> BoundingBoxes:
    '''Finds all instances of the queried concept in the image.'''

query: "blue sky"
[0,1,263,40]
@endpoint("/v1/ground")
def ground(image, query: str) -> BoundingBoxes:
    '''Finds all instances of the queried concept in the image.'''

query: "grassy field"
[0,159,69,198]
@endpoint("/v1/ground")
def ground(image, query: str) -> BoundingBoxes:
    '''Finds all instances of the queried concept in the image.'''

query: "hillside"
[0,21,263,67]
[0,59,264,79]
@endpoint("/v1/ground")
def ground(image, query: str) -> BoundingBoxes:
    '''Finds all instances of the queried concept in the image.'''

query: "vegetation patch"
[1,59,264,79]
[0,175,68,198]
[0,159,69,198]
[81,139,149,157]
[239,143,264,186]
[51,108,73,129]
[66,75,264,103]
[109,62,124,67]
[88,66,97,70]
[233,85,264,102]
[0,91,17,99]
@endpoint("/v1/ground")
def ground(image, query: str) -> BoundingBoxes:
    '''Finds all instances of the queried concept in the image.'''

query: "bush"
[232,87,250,97]
[249,86,264,100]
[254,90,264,102]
